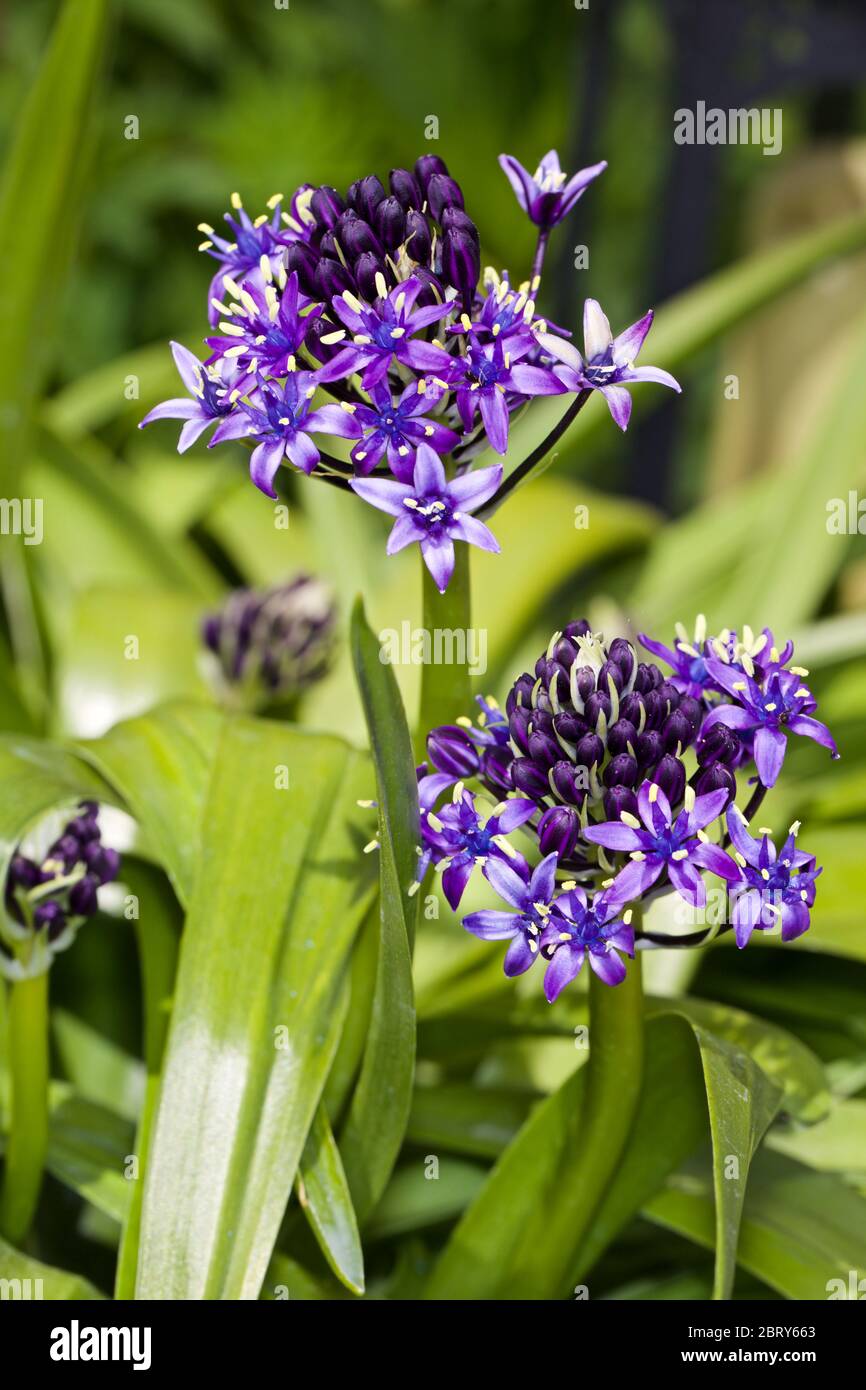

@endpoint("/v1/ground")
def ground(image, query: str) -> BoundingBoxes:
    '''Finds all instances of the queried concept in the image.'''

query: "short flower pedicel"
[416,617,837,996]
[143,151,679,588]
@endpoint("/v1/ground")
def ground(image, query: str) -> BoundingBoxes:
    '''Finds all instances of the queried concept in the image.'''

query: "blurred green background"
[1,0,866,1301]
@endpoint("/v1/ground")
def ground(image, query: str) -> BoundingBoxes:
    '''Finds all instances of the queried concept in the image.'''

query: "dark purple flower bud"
[603,786,639,821]
[353,175,387,222]
[619,692,644,727]
[82,841,120,885]
[697,723,741,768]
[50,834,81,867]
[374,196,406,252]
[441,206,479,243]
[481,745,514,792]
[410,267,446,308]
[552,711,587,744]
[414,154,449,192]
[318,230,341,260]
[314,257,354,302]
[607,718,637,756]
[202,614,222,651]
[603,753,638,789]
[441,227,480,299]
[608,637,636,684]
[575,733,604,767]
[8,854,42,890]
[354,252,388,302]
[657,681,680,711]
[339,217,382,260]
[283,240,320,298]
[550,760,586,806]
[633,662,662,694]
[538,806,579,859]
[635,729,665,768]
[695,763,737,806]
[427,173,464,221]
[310,185,345,231]
[584,691,611,728]
[34,899,65,936]
[506,673,535,717]
[563,619,592,640]
[598,659,624,695]
[427,726,480,778]
[508,706,533,756]
[69,874,100,917]
[677,696,703,735]
[510,758,550,799]
[404,209,433,264]
[653,754,686,806]
[389,167,423,209]
[528,729,560,769]
[664,710,694,754]
[642,690,666,729]
[304,315,343,363]
[573,666,597,706]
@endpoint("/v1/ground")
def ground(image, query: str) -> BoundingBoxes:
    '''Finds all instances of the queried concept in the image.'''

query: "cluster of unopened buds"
[201,573,337,710]
[1,803,120,980]
[415,618,838,1000]
[142,149,680,592]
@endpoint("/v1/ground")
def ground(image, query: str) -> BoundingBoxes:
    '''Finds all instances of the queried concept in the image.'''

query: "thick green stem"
[557,954,645,1290]
[0,971,49,1245]
[416,545,472,755]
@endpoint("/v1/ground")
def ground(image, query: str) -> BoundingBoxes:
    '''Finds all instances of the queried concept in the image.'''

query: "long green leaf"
[0,0,111,717]
[295,1106,364,1295]
[340,600,417,1226]
[135,716,374,1299]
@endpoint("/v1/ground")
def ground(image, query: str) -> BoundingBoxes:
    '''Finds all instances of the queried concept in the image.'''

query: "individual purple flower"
[205,271,320,378]
[462,270,544,343]
[540,887,634,998]
[584,780,740,908]
[539,299,680,430]
[139,342,239,452]
[463,852,559,976]
[454,335,565,455]
[325,276,454,388]
[424,785,536,909]
[702,661,838,789]
[198,191,306,326]
[726,808,821,948]
[348,378,460,480]
[638,615,717,701]
[498,150,607,228]
[209,372,358,496]
[350,443,502,592]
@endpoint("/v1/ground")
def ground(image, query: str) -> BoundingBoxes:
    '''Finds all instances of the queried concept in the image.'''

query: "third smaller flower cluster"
[414,617,837,1000]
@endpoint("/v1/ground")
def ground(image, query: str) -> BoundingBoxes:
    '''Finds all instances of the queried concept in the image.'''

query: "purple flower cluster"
[201,574,336,707]
[415,617,836,998]
[2,803,119,979]
[142,151,679,591]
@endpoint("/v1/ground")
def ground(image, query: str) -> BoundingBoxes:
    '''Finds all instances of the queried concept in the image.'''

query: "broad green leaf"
[135,717,375,1299]
[767,1098,866,1176]
[644,1150,866,1300]
[0,1234,104,1300]
[340,601,417,1226]
[296,1106,364,1296]
[0,0,110,716]
[52,1010,145,1125]
[365,1159,487,1241]
[46,1092,133,1227]
[0,736,117,879]
[408,1082,537,1160]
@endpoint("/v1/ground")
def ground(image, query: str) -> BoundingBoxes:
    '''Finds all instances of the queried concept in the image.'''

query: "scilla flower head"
[143,151,679,589]
[414,615,837,999]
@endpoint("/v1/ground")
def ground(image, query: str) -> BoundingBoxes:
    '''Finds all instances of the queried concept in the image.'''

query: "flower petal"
[754,725,787,788]
[583,298,613,359]
[249,439,286,498]
[350,476,414,517]
[544,944,584,1001]
[421,537,455,593]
